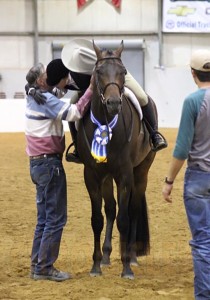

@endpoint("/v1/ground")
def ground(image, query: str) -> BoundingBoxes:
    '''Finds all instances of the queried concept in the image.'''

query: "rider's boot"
[141,96,168,152]
[65,122,82,164]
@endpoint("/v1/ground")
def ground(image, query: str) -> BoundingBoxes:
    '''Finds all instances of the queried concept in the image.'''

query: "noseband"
[95,57,126,105]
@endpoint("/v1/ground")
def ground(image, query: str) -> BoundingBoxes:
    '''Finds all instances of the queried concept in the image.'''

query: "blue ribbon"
[90,110,118,163]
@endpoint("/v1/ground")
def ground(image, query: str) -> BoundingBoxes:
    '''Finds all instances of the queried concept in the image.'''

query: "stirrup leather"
[65,143,82,163]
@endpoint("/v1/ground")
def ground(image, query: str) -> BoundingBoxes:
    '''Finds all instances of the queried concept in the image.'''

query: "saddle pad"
[124,87,143,120]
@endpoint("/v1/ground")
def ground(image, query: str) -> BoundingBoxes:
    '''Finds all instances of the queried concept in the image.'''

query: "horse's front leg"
[84,167,104,277]
[115,173,134,279]
[101,175,116,266]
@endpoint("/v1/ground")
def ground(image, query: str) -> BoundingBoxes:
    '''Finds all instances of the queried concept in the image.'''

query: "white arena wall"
[0,99,71,133]
[0,0,208,130]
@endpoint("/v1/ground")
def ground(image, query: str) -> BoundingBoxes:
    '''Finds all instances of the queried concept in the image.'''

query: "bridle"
[94,57,126,105]
[81,56,134,156]
[93,56,133,143]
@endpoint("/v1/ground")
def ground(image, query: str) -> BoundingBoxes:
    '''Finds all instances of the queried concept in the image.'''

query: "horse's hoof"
[90,271,102,277]
[121,273,134,280]
[90,266,102,277]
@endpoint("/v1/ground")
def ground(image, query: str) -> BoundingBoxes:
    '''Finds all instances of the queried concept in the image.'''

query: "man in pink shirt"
[25,61,92,281]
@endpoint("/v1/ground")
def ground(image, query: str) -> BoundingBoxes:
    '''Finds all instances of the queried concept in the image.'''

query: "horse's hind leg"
[115,175,135,279]
[129,151,155,264]
[129,178,147,266]
[129,192,148,266]
[101,176,116,266]
[128,216,139,266]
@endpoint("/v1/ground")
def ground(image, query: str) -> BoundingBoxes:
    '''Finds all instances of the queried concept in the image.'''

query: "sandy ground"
[0,129,194,300]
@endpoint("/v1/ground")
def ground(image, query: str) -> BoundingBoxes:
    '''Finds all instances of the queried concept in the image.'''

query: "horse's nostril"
[107,98,121,105]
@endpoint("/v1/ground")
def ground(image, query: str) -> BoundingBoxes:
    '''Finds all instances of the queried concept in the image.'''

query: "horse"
[76,40,156,279]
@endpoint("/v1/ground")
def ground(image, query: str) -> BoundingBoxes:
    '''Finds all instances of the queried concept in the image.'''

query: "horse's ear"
[93,40,102,60]
[114,40,124,58]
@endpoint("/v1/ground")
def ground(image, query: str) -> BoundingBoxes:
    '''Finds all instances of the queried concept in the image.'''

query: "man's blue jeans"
[30,156,67,275]
[184,167,210,300]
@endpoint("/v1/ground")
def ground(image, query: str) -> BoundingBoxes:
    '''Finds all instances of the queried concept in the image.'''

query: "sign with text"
[162,0,210,32]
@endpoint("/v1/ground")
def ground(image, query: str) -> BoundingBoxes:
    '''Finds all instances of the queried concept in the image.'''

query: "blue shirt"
[174,88,210,171]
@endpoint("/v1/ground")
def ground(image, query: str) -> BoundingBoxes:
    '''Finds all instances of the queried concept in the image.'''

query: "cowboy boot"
[65,122,82,163]
[141,96,168,152]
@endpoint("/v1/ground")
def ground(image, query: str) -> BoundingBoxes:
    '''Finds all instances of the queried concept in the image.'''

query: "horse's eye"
[96,68,104,76]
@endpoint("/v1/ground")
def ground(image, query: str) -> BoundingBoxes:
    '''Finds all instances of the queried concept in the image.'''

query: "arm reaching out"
[75,75,94,116]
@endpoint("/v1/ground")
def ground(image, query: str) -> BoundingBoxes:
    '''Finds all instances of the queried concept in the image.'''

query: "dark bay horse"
[77,41,156,279]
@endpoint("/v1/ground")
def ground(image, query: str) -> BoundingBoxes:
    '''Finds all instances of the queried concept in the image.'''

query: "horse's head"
[93,40,127,116]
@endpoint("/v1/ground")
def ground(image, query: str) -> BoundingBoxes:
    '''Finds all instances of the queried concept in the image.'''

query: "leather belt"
[30,153,62,160]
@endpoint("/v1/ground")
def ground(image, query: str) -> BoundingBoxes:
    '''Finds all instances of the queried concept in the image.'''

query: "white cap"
[190,49,210,72]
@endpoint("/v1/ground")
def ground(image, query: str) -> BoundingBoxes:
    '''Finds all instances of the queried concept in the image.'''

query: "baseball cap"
[190,49,210,72]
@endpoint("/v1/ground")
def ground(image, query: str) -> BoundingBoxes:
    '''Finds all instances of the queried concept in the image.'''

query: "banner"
[111,0,121,8]
[77,0,88,8]
[78,0,121,9]
[162,0,210,32]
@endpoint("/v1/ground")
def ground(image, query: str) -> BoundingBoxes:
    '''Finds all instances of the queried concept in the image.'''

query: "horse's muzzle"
[106,97,122,116]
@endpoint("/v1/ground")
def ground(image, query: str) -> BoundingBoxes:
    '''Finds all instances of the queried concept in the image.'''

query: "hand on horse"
[76,87,93,117]
[162,183,173,203]
[25,83,46,105]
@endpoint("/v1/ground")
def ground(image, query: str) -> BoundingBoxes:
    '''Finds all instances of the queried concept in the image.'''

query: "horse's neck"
[91,94,110,125]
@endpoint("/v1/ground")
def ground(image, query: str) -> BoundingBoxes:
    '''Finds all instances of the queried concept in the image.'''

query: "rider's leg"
[141,96,167,152]
[125,72,167,152]
[65,92,82,163]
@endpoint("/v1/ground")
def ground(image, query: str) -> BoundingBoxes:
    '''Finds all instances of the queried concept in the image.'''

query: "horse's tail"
[130,194,150,257]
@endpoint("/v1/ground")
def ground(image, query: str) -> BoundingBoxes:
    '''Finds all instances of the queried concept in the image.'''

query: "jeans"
[184,167,210,300]
[30,155,67,275]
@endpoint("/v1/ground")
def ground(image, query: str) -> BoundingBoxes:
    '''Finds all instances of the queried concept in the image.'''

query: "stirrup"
[150,132,168,152]
[65,143,82,164]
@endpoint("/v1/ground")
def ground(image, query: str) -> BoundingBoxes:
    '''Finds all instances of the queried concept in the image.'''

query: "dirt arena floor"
[0,129,195,300]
